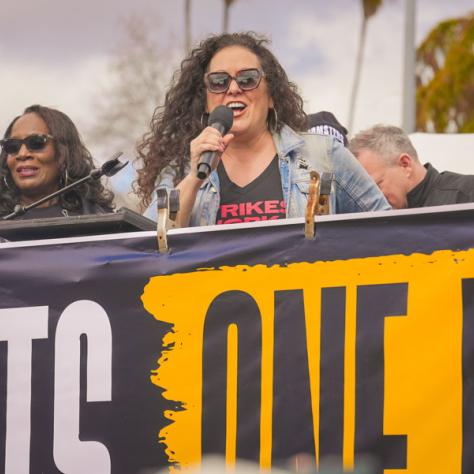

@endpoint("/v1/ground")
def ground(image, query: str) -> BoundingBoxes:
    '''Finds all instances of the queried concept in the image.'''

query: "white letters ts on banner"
[54,300,112,474]
[0,301,112,474]
[0,306,48,474]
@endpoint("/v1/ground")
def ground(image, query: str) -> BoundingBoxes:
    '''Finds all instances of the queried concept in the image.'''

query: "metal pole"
[402,0,416,133]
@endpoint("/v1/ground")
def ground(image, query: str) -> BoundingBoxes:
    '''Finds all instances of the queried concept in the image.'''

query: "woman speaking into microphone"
[135,32,389,227]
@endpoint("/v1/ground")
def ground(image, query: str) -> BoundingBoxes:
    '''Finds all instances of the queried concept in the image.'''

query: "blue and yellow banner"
[1,206,474,474]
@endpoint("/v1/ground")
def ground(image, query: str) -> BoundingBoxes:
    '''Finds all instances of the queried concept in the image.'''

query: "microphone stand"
[2,151,127,221]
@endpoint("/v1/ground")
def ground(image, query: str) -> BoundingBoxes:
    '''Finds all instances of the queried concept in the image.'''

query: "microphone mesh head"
[208,105,234,134]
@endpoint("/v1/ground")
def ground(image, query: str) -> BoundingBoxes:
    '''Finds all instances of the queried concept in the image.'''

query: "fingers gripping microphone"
[196,105,233,180]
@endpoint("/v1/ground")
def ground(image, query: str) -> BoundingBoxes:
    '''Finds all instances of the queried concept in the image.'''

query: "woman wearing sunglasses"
[0,104,115,219]
[136,32,389,226]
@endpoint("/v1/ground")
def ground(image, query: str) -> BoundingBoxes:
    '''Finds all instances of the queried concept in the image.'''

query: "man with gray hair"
[349,124,474,209]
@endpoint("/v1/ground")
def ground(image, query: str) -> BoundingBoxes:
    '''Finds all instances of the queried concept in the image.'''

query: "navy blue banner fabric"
[0,241,171,473]
[0,206,474,473]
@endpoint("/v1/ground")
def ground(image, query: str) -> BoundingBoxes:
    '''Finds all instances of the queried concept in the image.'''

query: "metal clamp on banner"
[157,188,180,253]
[304,171,333,239]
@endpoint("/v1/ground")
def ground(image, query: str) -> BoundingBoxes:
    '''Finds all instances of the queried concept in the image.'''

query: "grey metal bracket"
[157,188,180,253]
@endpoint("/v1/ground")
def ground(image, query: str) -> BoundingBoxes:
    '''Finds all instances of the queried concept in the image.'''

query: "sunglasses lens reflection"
[26,135,48,151]
[236,70,261,90]
[207,73,231,93]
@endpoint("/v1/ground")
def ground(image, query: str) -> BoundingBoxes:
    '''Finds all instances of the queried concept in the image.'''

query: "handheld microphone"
[196,105,233,180]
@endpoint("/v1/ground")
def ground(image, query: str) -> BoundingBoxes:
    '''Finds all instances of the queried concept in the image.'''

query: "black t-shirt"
[216,155,286,225]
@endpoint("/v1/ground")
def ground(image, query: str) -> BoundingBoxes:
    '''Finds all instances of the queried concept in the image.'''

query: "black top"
[0,196,112,220]
[216,155,286,225]
[14,203,68,220]
[407,163,474,208]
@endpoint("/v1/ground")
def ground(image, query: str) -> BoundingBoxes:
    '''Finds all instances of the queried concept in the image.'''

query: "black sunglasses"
[205,68,264,94]
[0,134,54,155]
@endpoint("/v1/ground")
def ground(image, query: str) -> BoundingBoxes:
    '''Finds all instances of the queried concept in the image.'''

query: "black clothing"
[0,196,112,220]
[307,111,348,146]
[16,203,68,219]
[216,155,286,225]
[407,163,474,208]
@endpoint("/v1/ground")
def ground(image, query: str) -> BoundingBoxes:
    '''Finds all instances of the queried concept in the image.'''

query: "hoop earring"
[59,168,69,187]
[268,108,278,134]
[3,174,12,190]
[201,113,209,128]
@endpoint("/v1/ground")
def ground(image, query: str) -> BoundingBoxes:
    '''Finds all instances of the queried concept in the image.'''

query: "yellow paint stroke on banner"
[142,248,474,473]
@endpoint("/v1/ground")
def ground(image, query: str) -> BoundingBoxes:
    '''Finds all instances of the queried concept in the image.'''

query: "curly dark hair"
[135,31,308,208]
[0,104,115,215]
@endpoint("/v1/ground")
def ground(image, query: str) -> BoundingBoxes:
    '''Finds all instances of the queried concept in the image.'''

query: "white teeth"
[227,102,246,109]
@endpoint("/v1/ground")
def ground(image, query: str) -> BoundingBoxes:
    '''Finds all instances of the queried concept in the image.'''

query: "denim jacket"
[144,125,390,224]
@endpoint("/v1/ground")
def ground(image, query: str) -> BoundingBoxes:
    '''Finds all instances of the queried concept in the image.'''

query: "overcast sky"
[1,0,472,198]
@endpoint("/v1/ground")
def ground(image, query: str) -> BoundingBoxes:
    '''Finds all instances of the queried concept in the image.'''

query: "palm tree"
[184,0,192,53]
[347,0,383,134]
[416,12,474,132]
[223,0,236,33]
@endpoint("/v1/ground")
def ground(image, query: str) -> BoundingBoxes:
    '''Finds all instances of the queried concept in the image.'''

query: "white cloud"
[284,0,472,137]
[416,1,473,42]
[1,0,471,140]
[285,2,404,135]
[1,0,472,207]
[0,53,109,137]
[0,53,136,205]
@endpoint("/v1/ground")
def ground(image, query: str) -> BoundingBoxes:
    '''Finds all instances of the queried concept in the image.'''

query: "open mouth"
[227,102,247,115]
[16,166,39,178]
